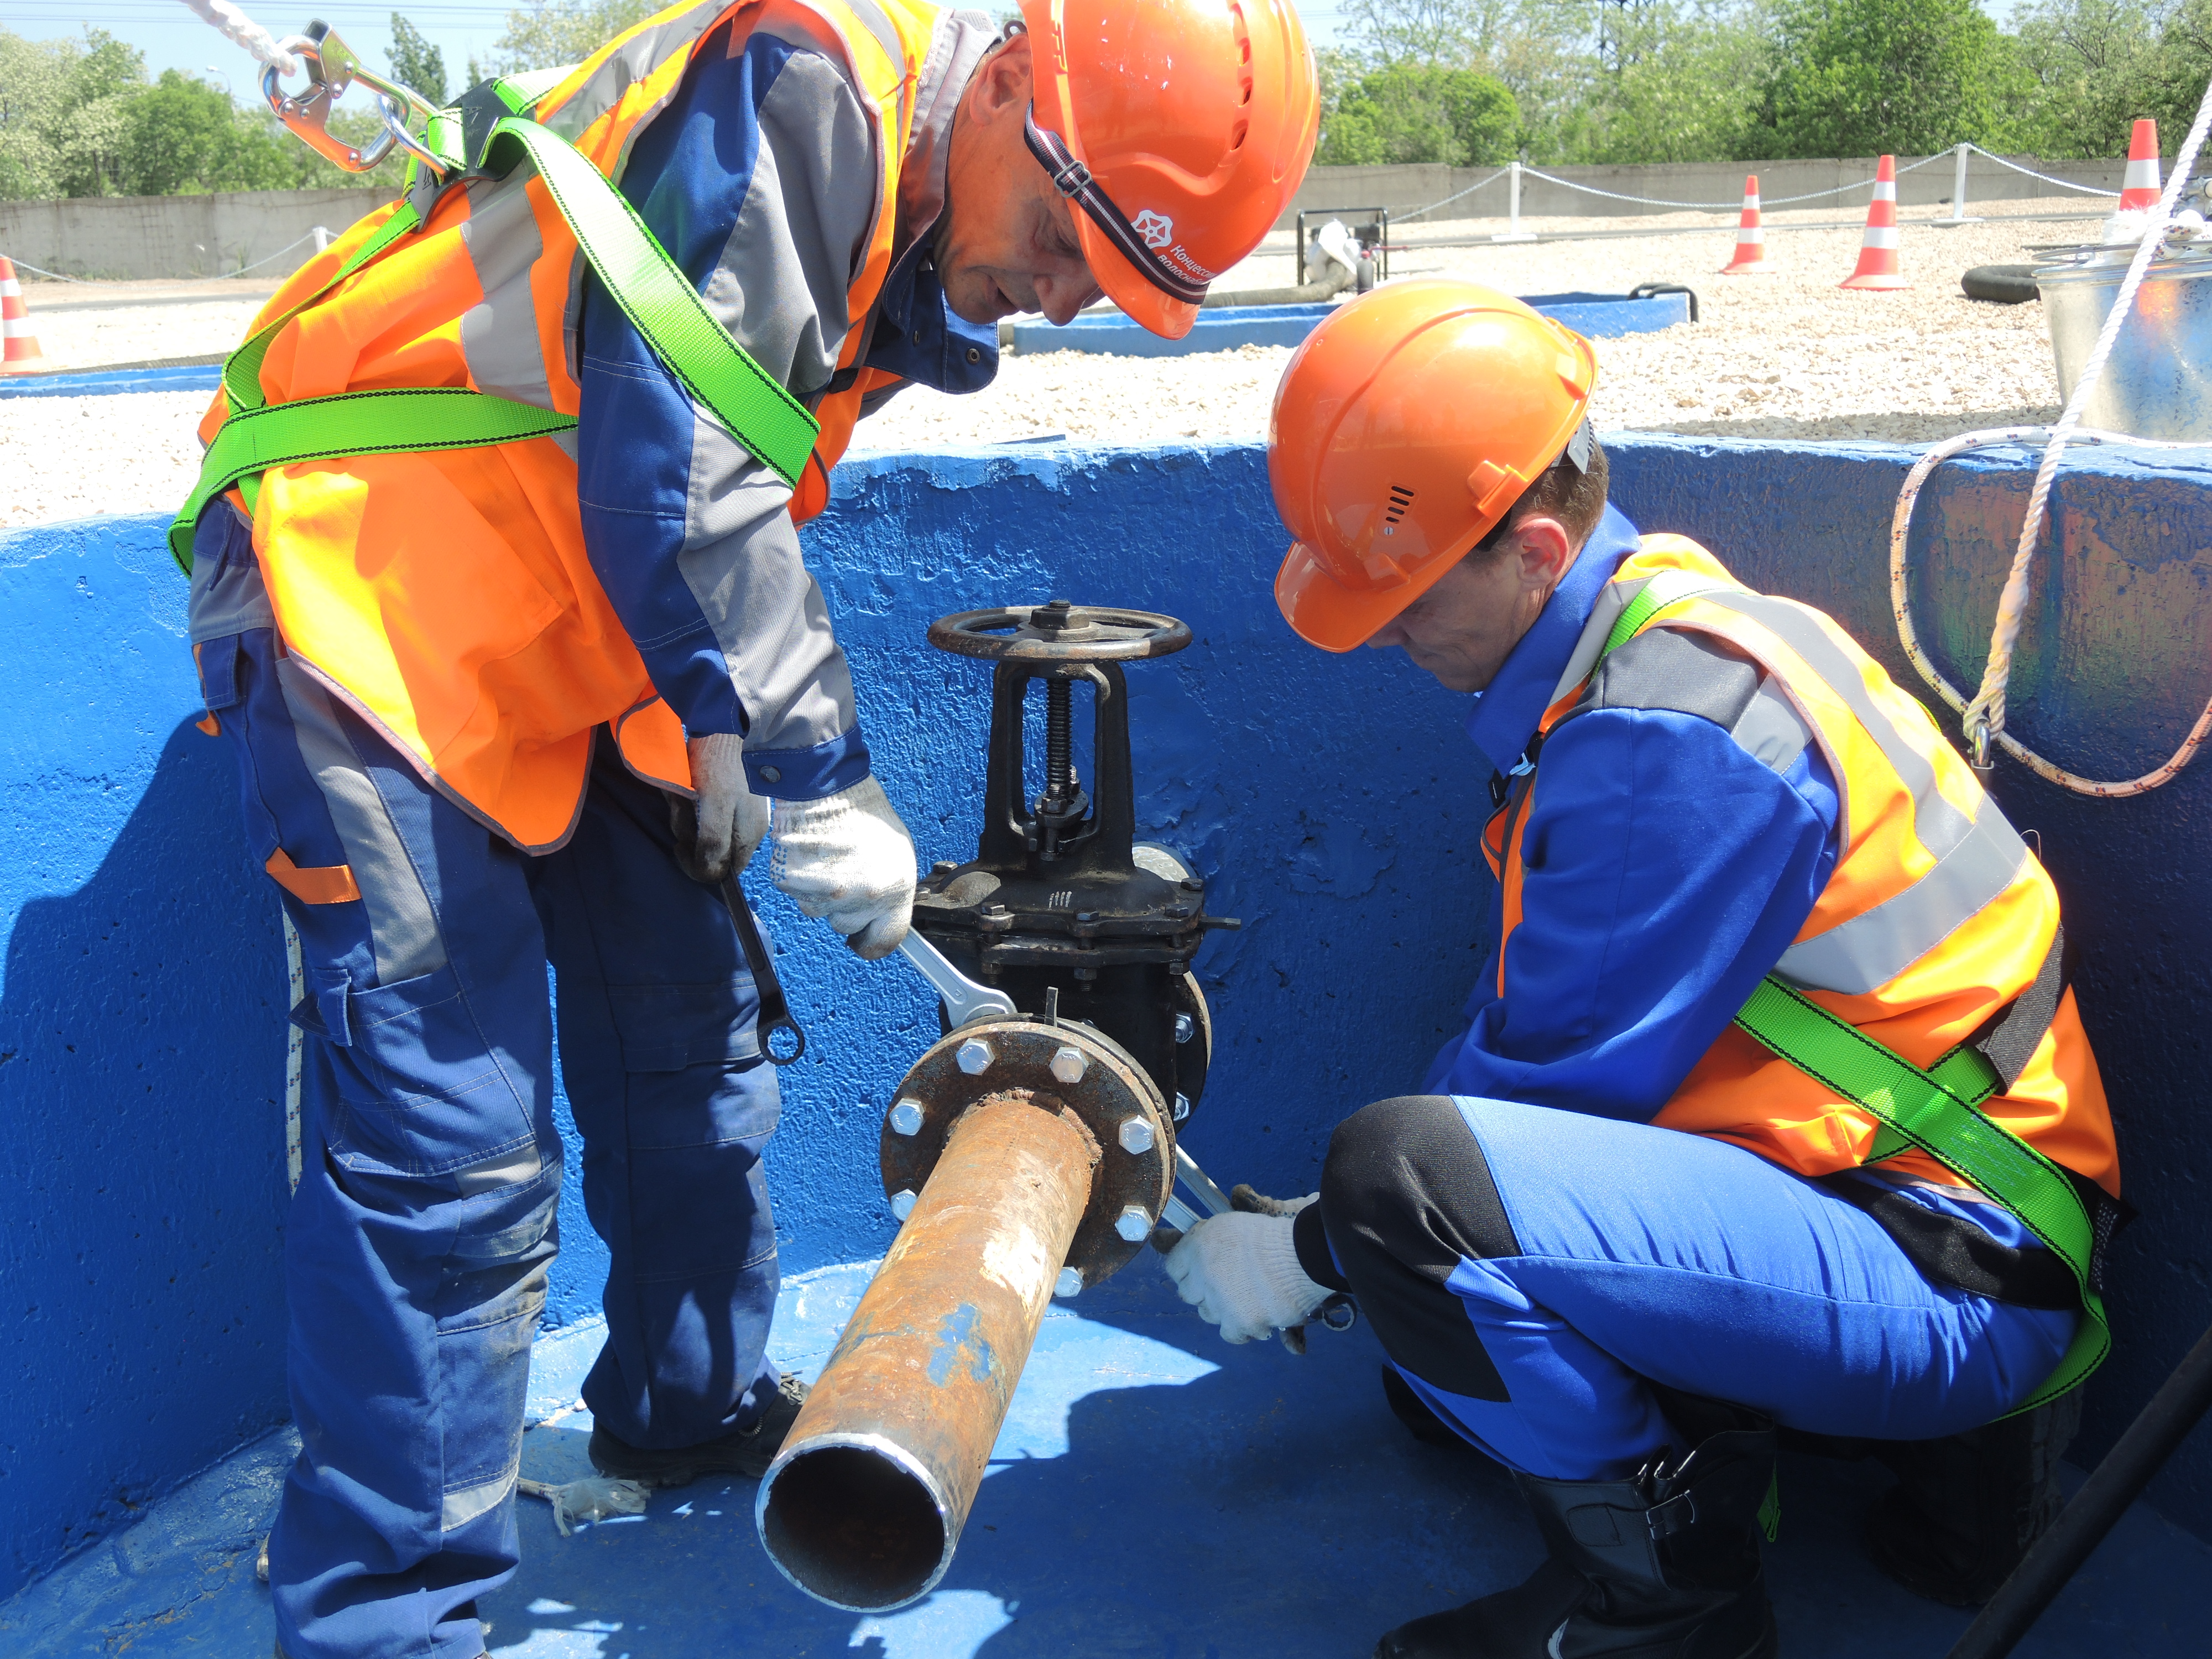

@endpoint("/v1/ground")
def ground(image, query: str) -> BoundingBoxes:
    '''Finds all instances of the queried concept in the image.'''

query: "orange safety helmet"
[1271,280,1599,653]
[1019,0,1319,339]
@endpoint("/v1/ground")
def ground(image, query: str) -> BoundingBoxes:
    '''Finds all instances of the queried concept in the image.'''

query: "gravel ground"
[2,200,2101,525]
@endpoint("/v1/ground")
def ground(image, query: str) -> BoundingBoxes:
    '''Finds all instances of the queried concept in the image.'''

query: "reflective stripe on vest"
[1488,534,2118,1199]
[181,0,939,852]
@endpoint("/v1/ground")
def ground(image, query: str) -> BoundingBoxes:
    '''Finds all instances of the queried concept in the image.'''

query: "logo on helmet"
[1133,210,1175,250]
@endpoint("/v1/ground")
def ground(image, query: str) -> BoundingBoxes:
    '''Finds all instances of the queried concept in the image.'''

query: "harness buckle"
[1049,157,1094,199]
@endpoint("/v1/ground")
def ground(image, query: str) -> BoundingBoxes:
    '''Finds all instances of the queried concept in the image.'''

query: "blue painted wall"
[2,434,2208,1599]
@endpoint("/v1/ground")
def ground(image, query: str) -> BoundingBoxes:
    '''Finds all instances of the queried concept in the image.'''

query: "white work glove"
[770,775,916,960]
[1162,1202,1332,1345]
[670,734,769,885]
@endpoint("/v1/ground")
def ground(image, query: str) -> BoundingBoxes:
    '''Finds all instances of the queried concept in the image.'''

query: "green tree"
[116,70,293,196]
[55,28,148,196]
[389,13,449,106]
[491,0,660,74]
[1571,0,1772,163]
[0,31,70,199]
[1751,0,2022,157]
[2009,0,2161,159]
[1320,62,1522,164]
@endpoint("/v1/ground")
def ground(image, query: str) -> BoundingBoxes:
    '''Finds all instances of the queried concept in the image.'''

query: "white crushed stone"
[3,201,2093,526]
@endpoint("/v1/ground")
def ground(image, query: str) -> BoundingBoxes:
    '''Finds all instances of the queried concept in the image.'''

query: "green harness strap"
[1590,568,2109,1413]
[169,87,820,575]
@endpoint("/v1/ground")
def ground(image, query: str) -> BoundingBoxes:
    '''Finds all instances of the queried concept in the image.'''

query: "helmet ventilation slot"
[1384,484,1417,525]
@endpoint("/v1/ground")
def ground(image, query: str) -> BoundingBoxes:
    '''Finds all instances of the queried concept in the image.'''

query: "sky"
[58,1,1359,103]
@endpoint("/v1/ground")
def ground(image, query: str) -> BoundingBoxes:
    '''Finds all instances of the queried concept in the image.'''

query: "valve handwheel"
[927,599,1191,662]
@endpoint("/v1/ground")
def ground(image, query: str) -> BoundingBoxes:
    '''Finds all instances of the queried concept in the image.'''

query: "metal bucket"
[2034,247,2212,440]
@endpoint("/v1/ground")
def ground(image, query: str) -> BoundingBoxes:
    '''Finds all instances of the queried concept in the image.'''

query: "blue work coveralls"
[1291,507,2079,1480]
[186,18,997,1655]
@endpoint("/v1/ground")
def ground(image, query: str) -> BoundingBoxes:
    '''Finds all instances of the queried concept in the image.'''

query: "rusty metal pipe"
[756,1092,1098,1611]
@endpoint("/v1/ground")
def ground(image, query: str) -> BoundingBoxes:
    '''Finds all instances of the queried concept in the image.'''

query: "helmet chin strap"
[1021,105,1208,307]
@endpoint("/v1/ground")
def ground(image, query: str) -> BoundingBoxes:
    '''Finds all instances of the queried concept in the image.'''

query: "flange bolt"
[888,1099,925,1137]
[1174,1013,1195,1044]
[1049,1045,1088,1084]
[1174,1092,1191,1122]
[1055,1266,1084,1298]
[1115,1205,1152,1243]
[956,1037,995,1076]
[890,1188,919,1220]
[1118,1117,1156,1155]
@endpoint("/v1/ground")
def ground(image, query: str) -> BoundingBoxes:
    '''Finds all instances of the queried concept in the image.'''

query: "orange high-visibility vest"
[1484,536,2119,1199]
[197,0,937,852]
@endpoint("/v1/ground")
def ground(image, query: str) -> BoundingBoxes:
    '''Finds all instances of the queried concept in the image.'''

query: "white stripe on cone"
[1739,227,1765,245]
[0,279,19,299]
[1873,181,1896,201]
[1862,227,1900,249]
[2124,159,2159,189]
[2,319,33,337]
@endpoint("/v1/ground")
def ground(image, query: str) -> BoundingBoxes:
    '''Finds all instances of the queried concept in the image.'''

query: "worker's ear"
[968,28,1032,124]
[1509,514,1576,597]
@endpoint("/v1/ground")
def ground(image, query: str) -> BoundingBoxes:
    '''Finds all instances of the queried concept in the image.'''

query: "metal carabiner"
[263,23,447,180]
[1969,713,1996,778]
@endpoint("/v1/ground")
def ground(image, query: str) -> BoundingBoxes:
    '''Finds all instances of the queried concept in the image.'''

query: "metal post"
[312,225,331,252]
[1935,142,1983,227]
[1492,160,1537,243]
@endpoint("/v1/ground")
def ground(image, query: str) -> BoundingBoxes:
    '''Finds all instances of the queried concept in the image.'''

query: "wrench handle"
[721,876,806,1065]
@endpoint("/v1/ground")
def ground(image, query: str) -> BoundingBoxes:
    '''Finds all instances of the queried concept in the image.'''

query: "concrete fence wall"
[0,188,396,283]
[1,435,2208,1602]
[0,149,2127,281]
[1280,152,2127,228]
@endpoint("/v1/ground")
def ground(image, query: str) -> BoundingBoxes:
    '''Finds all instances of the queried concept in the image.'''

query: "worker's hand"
[1162,1207,1331,1345]
[671,734,769,885]
[770,775,916,960]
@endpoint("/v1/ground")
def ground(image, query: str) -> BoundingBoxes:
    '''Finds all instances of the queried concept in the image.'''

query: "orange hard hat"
[1019,0,1319,339]
[1270,280,1599,653]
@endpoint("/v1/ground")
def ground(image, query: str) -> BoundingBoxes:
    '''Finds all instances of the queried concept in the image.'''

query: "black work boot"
[1863,1386,2082,1605]
[587,1373,807,1486]
[1375,1414,1781,1659]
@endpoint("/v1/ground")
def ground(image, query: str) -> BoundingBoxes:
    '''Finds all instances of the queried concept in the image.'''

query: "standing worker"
[1162,281,2121,1658]
[176,3,1317,1653]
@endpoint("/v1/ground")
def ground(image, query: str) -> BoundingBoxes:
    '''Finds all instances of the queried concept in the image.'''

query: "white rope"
[174,0,300,76]
[1963,144,2121,198]
[1399,166,1510,222]
[1515,152,1943,213]
[1945,66,2212,795]
[3,227,333,288]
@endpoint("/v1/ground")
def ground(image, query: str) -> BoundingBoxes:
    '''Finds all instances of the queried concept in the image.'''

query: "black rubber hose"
[1947,1320,2212,1659]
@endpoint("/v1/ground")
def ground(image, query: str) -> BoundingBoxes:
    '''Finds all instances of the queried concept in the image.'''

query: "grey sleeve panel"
[1586,626,1814,777]
[699,45,879,400]
[677,447,858,755]
[677,41,879,759]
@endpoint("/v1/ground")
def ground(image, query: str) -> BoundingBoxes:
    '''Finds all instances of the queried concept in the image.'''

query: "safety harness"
[1512,568,2116,1415]
[167,72,820,574]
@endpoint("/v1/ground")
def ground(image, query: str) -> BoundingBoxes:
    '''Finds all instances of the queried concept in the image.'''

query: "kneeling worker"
[1165,282,2121,1658]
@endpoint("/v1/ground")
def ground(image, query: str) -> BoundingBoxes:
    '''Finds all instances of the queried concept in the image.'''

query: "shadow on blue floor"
[6,1258,2204,1658]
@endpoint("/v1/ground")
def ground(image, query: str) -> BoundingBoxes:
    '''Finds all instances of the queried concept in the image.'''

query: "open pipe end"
[756,1433,953,1613]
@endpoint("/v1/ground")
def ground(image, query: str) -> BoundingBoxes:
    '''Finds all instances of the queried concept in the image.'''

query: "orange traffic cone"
[1721,175,1770,274]
[1,258,46,373]
[1839,155,1908,292]
[2119,118,2161,211]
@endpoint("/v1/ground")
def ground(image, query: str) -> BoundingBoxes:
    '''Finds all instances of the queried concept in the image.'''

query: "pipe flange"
[881,1019,1172,1281]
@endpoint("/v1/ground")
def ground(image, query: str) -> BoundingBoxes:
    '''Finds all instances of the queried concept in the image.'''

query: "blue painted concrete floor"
[7,1259,2205,1658]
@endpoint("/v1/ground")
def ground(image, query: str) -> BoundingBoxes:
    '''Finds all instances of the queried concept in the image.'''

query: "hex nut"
[888,1099,925,1137]
[1048,1045,1088,1085]
[1174,1012,1196,1044]
[890,1188,919,1220]
[956,1037,995,1075]
[1115,1204,1152,1243]
[1118,1117,1156,1156]
[1054,1266,1084,1298]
